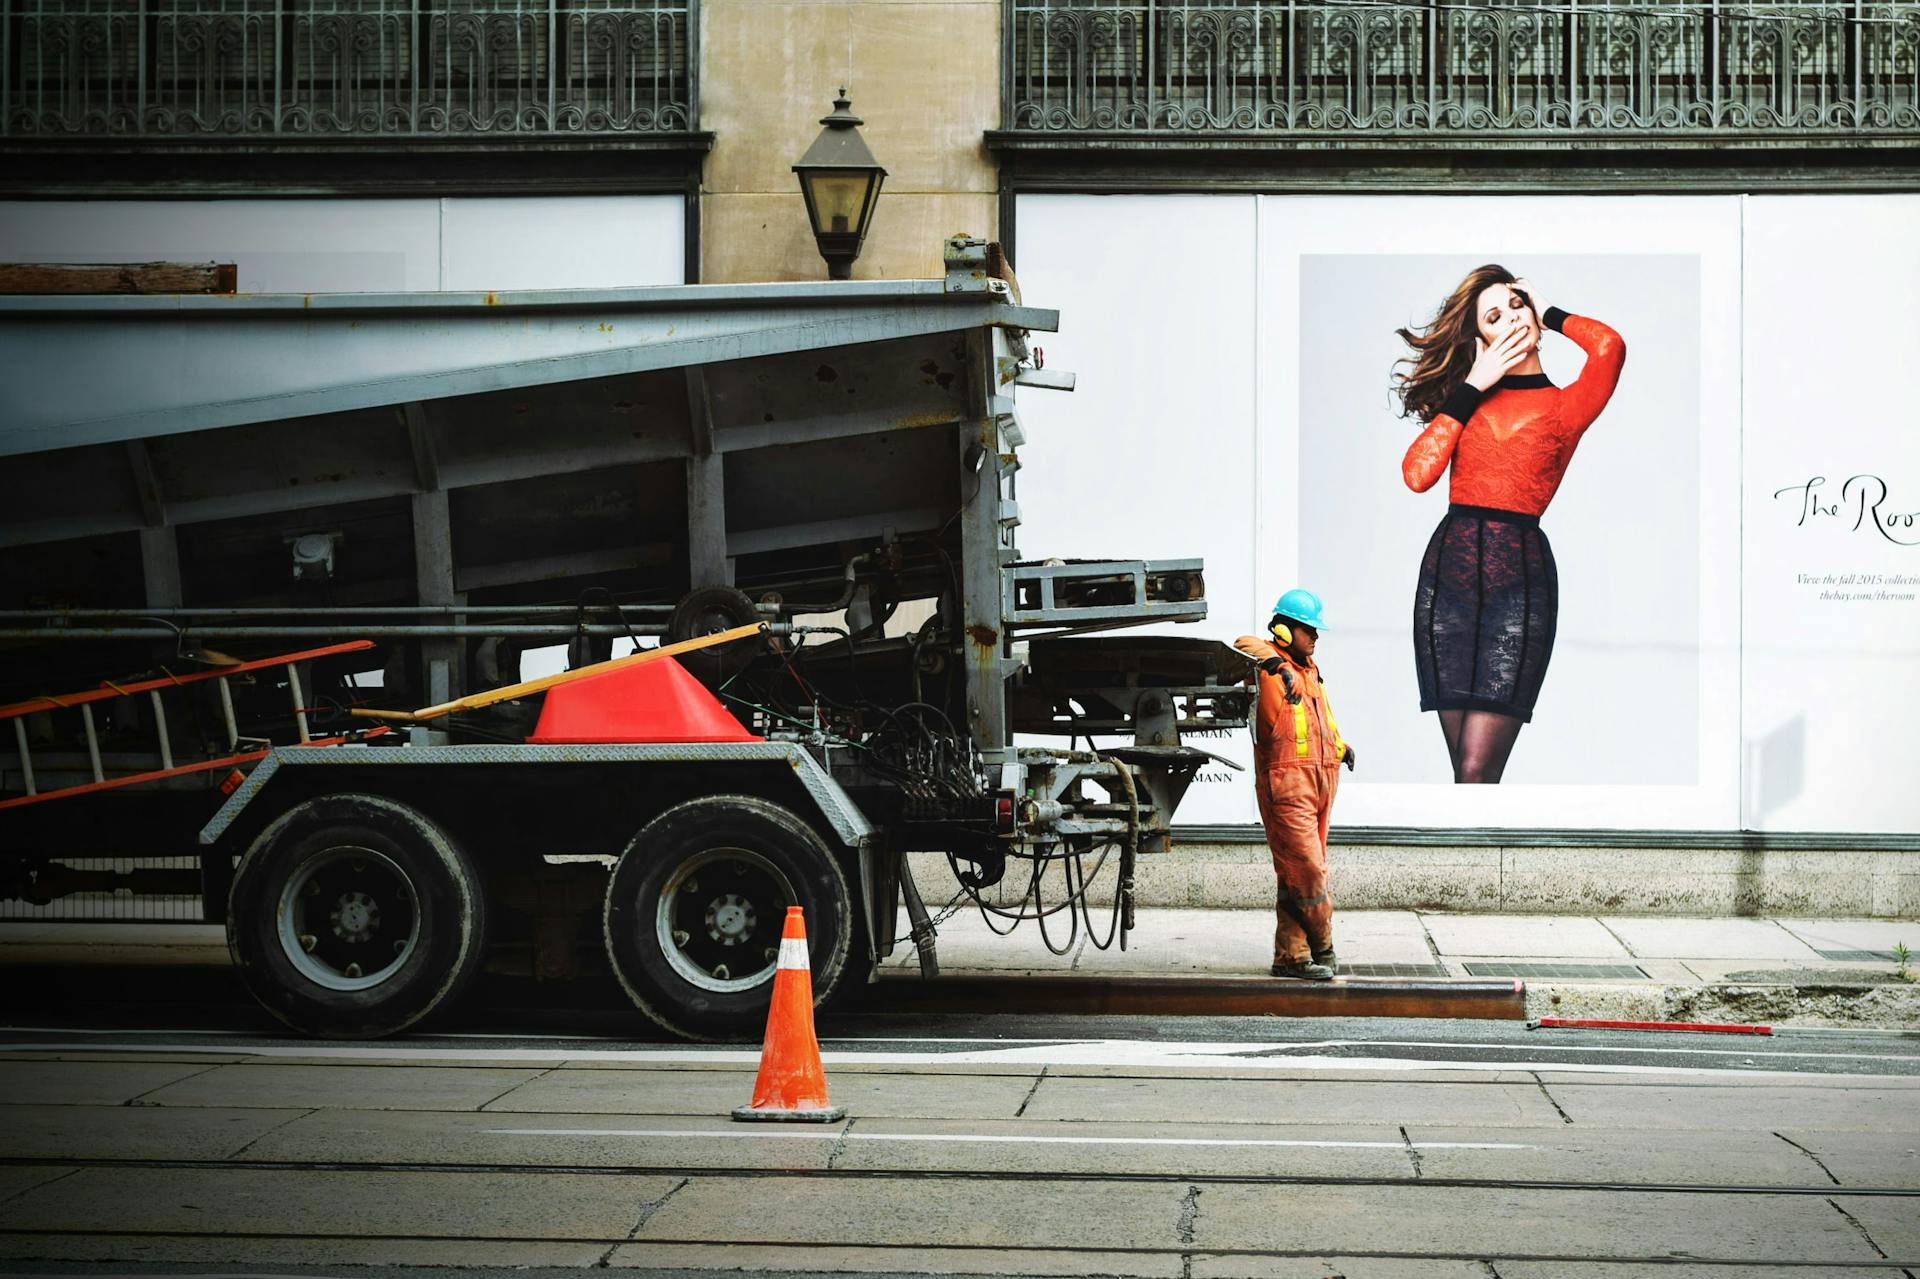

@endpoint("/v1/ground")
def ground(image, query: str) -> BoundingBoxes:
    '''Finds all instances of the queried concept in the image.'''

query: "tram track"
[0,1227,1914,1272]
[2,1154,1915,1198]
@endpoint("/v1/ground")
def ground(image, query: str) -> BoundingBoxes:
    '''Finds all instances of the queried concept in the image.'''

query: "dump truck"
[0,239,1254,1039]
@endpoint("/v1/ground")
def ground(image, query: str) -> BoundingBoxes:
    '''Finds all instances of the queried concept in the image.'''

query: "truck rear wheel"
[227,793,488,1038]
[604,794,851,1041]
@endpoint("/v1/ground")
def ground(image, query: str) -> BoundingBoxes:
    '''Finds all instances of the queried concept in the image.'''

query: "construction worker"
[1235,588,1356,981]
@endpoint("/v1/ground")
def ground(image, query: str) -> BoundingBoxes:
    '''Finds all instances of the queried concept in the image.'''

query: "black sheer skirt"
[1413,504,1558,723]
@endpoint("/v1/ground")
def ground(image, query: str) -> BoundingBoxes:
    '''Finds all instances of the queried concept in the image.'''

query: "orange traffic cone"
[732,905,846,1123]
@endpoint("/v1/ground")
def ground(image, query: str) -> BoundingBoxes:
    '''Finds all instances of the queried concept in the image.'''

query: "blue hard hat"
[1271,588,1327,630]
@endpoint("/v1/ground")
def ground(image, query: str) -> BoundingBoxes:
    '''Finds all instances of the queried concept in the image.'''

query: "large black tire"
[226,793,488,1039]
[604,794,852,1041]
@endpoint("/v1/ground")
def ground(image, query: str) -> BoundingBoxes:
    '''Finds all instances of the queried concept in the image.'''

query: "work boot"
[1312,947,1338,969]
[1269,959,1335,981]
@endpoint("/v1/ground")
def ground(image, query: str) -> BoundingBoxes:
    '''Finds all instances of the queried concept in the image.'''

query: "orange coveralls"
[1233,636,1348,966]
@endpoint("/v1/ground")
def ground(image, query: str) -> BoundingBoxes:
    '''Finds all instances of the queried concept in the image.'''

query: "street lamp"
[793,92,886,281]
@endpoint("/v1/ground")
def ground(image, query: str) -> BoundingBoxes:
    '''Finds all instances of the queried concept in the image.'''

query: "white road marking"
[10,1028,1911,1064]
[3,1037,1914,1080]
[482,1127,1530,1151]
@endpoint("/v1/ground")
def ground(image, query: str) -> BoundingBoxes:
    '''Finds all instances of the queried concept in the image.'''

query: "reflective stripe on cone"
[732,904,847,1123]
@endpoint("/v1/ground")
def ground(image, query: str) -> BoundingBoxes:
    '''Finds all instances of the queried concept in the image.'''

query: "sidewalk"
[882,908,1920,1028]
[4,910,1918,1027]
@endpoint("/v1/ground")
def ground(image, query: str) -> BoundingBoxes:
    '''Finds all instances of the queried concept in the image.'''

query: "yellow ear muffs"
[1270,621,1293,646]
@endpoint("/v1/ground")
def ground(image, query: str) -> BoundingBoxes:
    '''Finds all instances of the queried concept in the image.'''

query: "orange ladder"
[0,641,380,811]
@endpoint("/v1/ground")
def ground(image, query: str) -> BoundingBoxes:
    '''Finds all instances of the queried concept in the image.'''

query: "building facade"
[4,0,1917,847]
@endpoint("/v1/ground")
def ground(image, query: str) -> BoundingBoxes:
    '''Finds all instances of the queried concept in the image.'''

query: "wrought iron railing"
[1007,0,1920,135]
[2,0,695,138]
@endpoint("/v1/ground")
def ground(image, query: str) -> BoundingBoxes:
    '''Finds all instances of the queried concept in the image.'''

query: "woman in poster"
[1394,267,1626,783]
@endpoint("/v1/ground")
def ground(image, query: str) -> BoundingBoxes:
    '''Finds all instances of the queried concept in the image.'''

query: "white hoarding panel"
[0,200,440,292]
[440,197,685,291]
[1018,193,1753,832]
[1741,195,1920,835]
[0,196,684,292]
[1015,195,1262,824]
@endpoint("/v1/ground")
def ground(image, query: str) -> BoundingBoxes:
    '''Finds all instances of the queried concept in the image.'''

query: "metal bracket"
[944,236,990,293]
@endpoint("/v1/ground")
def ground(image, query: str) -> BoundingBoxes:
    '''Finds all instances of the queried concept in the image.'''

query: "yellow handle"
[349,622,768,723]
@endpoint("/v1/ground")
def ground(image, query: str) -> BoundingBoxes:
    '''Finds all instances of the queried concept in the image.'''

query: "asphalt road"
[3,987,1919,1277]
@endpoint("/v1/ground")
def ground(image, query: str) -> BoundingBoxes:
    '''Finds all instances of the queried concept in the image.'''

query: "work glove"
[1343,744,1357,772]
[1259,656,1286,676]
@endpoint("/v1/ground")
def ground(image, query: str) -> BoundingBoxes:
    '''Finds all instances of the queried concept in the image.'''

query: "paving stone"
[140,1062,549,1111]
[1069,909,1270,975]
[885,906,1084,971]
[1600,917,1825,961]
[1403,1124,1828,1187]
[1544,1083,1920,1132]
[0,1058,220,1106]
[823,1117,1415,1179]
[1775,1128,1920,1187]
[0,1235,609,1267]
[486,1065,1040,1121]
[1777,919,1920,954]
[1191,1183,1873,1262]
[607,1242,1181,1276]
[0,1166,76,1206]
[0,1166,673,1240]
[1191,1260,1491,1279]
[1020,1075,1564,1128]
[1420,914,1631,959]
[636,1174,1182,1250]
[242,1107,840,1172]
[3,1104,298,1161]
[1829,1192,1920,1259]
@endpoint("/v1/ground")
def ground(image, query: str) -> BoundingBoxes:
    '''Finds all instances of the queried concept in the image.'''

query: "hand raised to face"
[1465,325,1534,391]
[1510,277,1547,319]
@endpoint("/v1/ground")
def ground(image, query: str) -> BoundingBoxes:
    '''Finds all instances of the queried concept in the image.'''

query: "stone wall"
[906,843,1920,918]
[700,0,999,283]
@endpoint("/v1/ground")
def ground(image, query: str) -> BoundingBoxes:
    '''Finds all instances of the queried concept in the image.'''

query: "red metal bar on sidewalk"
[1531,1017,1773,1036]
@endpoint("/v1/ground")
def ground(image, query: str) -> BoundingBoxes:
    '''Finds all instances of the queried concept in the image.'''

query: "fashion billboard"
[1013,193,1918,835]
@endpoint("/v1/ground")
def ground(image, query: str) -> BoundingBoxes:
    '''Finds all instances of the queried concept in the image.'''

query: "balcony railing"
[2,0,694,139]
[1007,0,1920,137]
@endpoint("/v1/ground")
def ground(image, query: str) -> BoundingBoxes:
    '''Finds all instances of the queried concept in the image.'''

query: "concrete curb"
[1525,978,1920,1028]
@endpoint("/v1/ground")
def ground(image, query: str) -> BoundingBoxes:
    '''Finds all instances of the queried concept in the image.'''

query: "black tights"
[1438,709,1525,784]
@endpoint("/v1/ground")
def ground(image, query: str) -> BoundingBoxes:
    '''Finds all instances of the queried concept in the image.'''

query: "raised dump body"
[0,239,1253,1038]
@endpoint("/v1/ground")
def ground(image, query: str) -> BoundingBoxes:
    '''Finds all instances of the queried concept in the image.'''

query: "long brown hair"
[1393,264,1525,423]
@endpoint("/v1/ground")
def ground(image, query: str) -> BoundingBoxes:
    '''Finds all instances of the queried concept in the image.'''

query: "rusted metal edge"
[867,974,1529,1021]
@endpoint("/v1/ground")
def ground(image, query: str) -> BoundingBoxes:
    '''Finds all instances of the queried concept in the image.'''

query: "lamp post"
[793,92,887,281]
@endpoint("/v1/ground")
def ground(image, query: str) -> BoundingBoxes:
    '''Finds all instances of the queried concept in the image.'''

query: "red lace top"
[1401,308,1626,517]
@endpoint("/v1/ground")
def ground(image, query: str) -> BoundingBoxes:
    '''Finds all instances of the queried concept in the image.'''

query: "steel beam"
[402,402,441,492]
[684,367,730,589]
[137,526,182,610]
[0,288,1060,461]
[411,488,460,703]
[958,328,1011,763]
[123,439,165,527]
